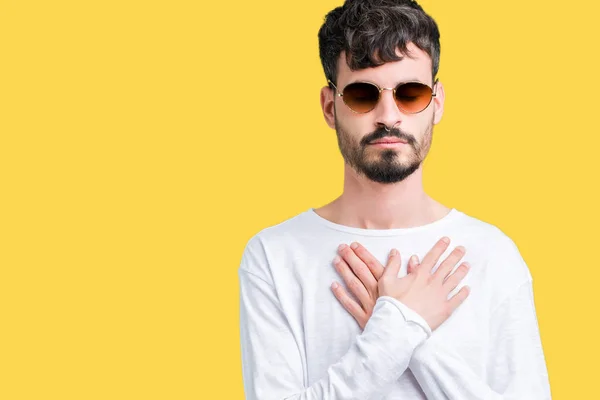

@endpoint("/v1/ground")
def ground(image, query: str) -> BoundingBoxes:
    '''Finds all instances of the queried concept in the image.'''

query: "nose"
[373,88,403,131]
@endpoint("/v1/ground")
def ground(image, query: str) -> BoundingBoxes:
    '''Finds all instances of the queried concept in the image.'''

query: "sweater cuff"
[377,296,433,338]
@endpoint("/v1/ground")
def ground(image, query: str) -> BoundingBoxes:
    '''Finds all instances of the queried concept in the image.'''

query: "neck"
[317,163,451,229]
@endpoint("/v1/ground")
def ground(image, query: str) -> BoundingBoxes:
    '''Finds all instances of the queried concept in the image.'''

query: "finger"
[419,237,451,275]
[442,262,470,292]
[432,245,466,283]
[350,242,385,280]
[333,255,372,311]
[447,285,470,312]
[338,244,378,292]
[382,248,402,279]
[408,254,420,274]
[331,281,367,325]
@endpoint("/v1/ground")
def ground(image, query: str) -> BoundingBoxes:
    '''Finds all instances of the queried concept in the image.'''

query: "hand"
[331,238,470,331]
[330,242,412,329]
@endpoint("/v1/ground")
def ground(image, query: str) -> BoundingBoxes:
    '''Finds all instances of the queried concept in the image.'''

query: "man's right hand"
[378,237,470,331]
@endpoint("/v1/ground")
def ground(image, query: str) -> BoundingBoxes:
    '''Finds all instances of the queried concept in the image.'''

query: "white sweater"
[238,208,552,399]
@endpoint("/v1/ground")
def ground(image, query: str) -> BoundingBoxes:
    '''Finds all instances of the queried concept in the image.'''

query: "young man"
[238,1,552,399]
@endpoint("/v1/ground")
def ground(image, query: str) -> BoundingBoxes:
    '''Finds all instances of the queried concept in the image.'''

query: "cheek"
[408,112,431,129]
[411,114,433,137]
[338,117,374,141]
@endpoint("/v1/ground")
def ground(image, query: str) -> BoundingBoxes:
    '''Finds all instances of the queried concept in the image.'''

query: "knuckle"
[334,261,344,273]
[366,259,377,270]
[438,238,450,249]
[441,305,452,318]
[367,283,377,295]
[445,272,459,285]
[340,247,351,259]
[426,274,436,285]
[342,297,352,309]
[337,270,348,282]
[355,264,367,276]
[454,266,468,278]
[444,274,457,286]
[454,287,468,302]
[462,286,470,298]
[453,246,465,256]
[354,245,365,256]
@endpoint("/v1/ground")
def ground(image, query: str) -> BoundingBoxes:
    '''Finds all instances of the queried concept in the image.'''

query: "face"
[320,42,445,184]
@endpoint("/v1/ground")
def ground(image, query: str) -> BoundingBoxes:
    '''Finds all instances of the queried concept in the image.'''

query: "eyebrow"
[395,77,424,84]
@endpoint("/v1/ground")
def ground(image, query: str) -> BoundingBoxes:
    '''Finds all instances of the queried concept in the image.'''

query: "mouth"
[368,137,408,148]
[368,137,408,145]
[368,142,407,148]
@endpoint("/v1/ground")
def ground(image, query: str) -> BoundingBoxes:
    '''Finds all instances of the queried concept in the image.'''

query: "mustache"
[360,127,417,147]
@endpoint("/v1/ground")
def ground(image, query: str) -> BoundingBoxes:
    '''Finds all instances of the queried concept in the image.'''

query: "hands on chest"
[330,237,471,331]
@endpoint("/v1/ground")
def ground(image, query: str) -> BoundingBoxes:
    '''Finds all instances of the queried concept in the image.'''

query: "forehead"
[336,42,433,86]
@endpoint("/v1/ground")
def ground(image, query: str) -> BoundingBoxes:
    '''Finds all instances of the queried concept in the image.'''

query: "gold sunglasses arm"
[327,79,344,97]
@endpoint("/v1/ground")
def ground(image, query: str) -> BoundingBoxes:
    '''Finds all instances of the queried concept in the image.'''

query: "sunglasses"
[328,79,438,114]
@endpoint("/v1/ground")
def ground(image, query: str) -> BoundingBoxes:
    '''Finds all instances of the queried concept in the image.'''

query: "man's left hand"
[331,242,420,330]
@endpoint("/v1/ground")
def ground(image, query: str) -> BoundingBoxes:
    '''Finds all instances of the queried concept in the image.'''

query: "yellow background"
[1,0,598,398]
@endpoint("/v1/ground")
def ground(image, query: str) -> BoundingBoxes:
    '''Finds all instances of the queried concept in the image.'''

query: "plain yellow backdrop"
[1,0,598,398]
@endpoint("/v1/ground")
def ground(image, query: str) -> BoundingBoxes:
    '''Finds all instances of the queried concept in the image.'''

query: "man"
[238,0,551,399]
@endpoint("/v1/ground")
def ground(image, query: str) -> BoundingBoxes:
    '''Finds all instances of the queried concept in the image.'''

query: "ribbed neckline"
[305,207,462,237]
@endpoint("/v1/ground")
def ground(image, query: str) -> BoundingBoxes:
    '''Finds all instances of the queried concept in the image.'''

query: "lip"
[368,142,407,148]
[369,137,408,145]
[368,138,408,148]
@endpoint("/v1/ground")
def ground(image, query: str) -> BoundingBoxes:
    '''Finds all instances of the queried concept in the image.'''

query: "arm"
[238,240,431,400]
[407,279,552,399]
[331,239,551,399]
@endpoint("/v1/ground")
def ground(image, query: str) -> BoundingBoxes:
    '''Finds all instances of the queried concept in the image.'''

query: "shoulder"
[462,212,531,277]
[454,211,533,306]
[238,210,313,282]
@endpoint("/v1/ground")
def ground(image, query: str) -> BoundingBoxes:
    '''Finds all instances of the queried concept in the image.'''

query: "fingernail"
[390,248,398,256]
[331,282,339,289]
[442,237,450,244]
[338,244,347,251]
[411,255,418,264]
[333,255,341,264]
[350,242,358,249]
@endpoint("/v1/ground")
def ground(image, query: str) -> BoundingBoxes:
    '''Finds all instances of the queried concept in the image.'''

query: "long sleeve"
[406,279,552,399]
[239,265,430,400]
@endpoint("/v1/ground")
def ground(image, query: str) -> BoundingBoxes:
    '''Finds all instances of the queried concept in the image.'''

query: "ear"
[432,80,445,125]
[320,85,336,129]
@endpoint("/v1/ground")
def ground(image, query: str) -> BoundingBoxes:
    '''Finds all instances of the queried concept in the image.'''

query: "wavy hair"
[318,0,441,87]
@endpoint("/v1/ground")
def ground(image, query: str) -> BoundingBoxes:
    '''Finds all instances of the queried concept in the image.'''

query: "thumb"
[407,254,420,274]
[384,248,402,278]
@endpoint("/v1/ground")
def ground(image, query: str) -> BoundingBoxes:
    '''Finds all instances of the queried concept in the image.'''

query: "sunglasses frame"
[328,78,439,115]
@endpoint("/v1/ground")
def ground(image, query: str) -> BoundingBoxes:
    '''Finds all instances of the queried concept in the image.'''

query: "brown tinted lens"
[395,82,433,113]
[342,82,380,113]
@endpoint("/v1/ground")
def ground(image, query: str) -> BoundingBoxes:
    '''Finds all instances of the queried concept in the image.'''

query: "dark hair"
[318,0,441,87]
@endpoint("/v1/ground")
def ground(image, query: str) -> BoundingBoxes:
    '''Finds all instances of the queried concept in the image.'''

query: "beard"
[334,113,433,184]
